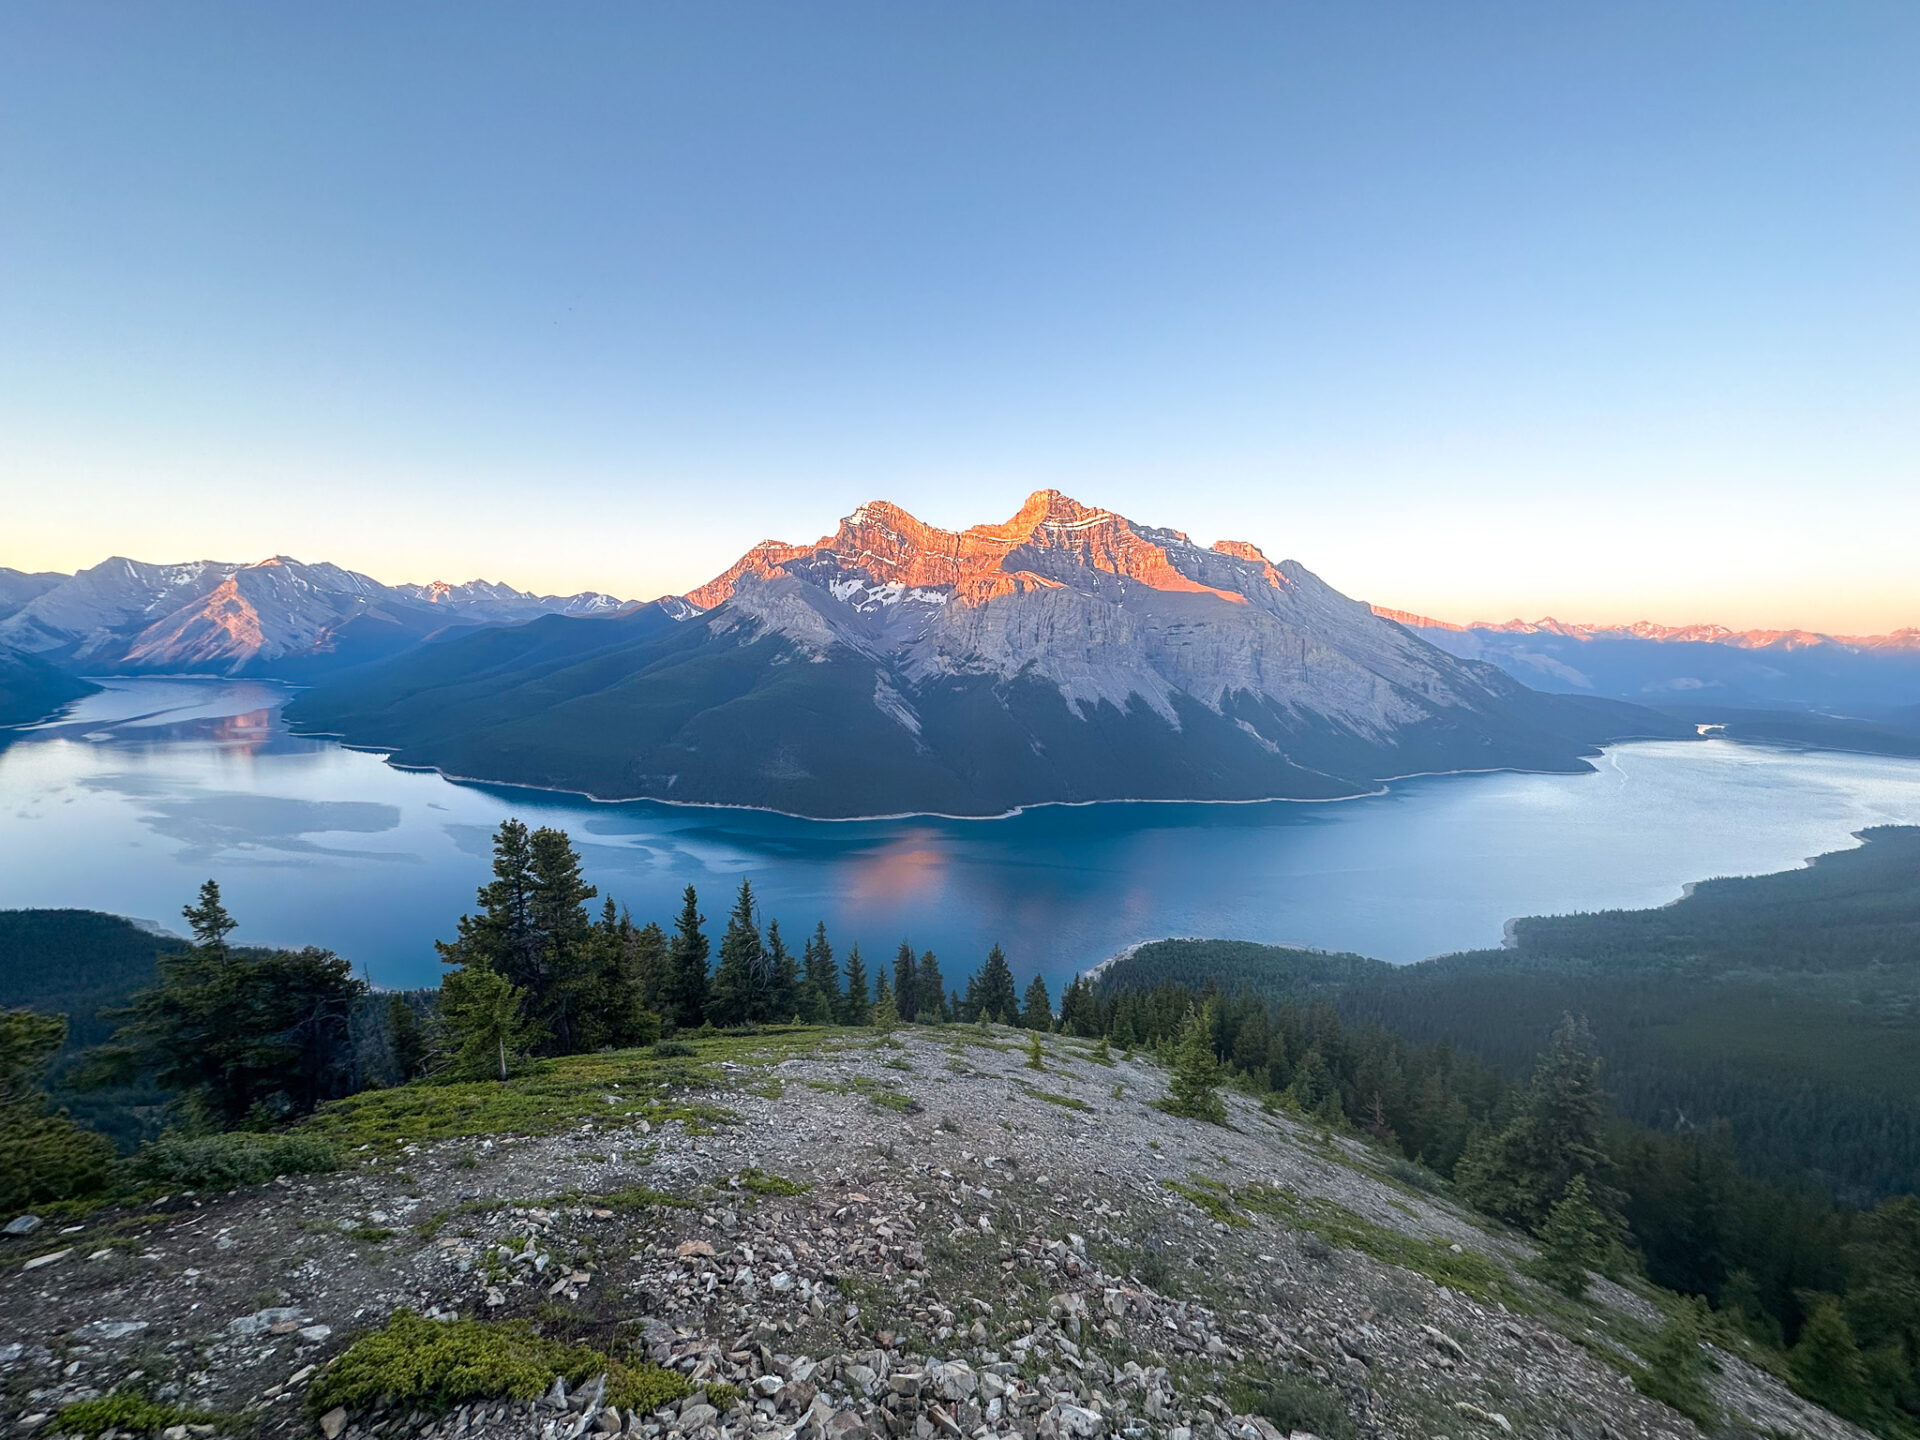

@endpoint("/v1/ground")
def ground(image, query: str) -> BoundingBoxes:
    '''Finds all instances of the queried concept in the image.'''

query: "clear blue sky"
[2,3,1915,631]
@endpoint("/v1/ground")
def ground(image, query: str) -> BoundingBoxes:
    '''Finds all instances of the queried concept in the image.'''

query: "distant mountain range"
[284,491,1683,817]
[0,556,631,684]
[1376,607,1920,715]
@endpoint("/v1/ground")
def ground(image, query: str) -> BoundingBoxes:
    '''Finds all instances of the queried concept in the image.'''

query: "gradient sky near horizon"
[3,4,1916,632]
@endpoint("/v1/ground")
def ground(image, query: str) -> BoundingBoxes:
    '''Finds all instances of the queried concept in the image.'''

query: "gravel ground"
[0,1026,1866,1440]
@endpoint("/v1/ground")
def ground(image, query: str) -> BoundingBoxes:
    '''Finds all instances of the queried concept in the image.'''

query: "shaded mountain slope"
[0,645,99,726]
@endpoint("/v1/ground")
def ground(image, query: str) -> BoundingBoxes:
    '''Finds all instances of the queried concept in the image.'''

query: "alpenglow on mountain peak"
[684,489,1287,613]
[285,490,1683,818]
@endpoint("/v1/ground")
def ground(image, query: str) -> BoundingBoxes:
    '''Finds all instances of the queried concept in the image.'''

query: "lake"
[6,677,1920,991]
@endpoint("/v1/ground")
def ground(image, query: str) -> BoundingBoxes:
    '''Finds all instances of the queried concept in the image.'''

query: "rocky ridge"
[0,558,632,679]
[0,1026,1860,1440]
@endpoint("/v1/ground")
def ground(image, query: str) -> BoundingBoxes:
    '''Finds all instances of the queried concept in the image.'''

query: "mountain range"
[283,491,1683,816]
[1377,607,1920,715]
[0,556,630,685]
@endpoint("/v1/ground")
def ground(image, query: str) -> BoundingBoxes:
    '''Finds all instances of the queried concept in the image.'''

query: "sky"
[1,4,1916,633]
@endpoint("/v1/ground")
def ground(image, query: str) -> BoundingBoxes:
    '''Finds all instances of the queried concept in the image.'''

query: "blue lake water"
[6,678,1920,991]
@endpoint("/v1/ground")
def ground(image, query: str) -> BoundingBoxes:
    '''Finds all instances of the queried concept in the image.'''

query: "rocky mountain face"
[0,567,67,624]
[1380,608,1920,714]
[0,557,631,681]
[0,1027,1864,1440]
[289,492,1684,817]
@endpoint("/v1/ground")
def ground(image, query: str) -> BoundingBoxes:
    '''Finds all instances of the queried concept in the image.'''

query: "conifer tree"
[801,922,839,1024]
[528,826,598,1052]
[386,994,425,1081]
[0,1008,115,1211]
[181,879,237,958]
[1162,1003,1227,1123]
[1021,974,1052,1031]
[916,950,945,1024]
[627,920,669,1013]
[90,884,363,1126]
[1455,1014,1621,1231]
[441,963,538,1081]
[1526,1174,1608,1296]
[766,918,800,1022]
[840,944,871,1025]
[892,942,918,1022]
[593,901,658,1049]
[875,968,893,1010]
[708,879,767,1027]
[1789,1298,1869,1413]
[1635,1298,1716,1426]
[662,886,710,1030]
[974,945,1020,1025]
[439,820,542,989]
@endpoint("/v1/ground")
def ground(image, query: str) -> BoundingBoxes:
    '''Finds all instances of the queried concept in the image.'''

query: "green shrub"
[137,1130,339,1189]
[0,1110,117,1212]
[1226,1372,1354,1440]
[651,1040,696,1059]
[704,1382,740,1411]
[735,1167,810,1196]
[1633,1299,1718,1428]
[55,1391,229,1437]
[311,1310,688,1416]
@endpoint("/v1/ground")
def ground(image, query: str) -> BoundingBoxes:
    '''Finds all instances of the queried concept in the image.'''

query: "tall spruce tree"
[438,820,542,989]
[1162,1003,1228,1123]
[974,945,1019,1025]
[915,950,946,1024]
[593,901,658,1049]
[801,922,839,1024]
[766,919,800,1022]
[386,994,426,1081]
[1455,1014,1621,1231]
[528,826,598,1052]
[1021,974,1052,1031]
[840,944,871,1025]
[892,942,919,1022]
[707,879,767,1027]
[627,920,669,1014]
[663,886,710,1030]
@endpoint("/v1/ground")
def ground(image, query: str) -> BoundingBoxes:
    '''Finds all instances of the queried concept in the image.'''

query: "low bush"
[311,1310,688,1416]
[1226,1371,1354,1440]
[55,1391,230,1438]
[136,1130,339,1189]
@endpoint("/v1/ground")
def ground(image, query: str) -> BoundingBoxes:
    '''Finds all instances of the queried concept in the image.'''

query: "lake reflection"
[6,678,1920,990]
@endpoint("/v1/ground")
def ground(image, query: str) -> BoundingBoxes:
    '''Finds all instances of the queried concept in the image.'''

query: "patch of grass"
[704,1381,740,1411]
[297,1040,780,1151]
[54,1392,233,1438]
[551,1184,690,1212]
[1020,1084,1091,1112]
[1162,1178,1250,1228]
[310,1310,689,1416]
[883,1057,913,1071]
[734,1167,810,1196]
[867,1089,919,1114]
[344,1224,396,1243]
[651,1040,697,1058]
[1233,1184,1512,1304]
